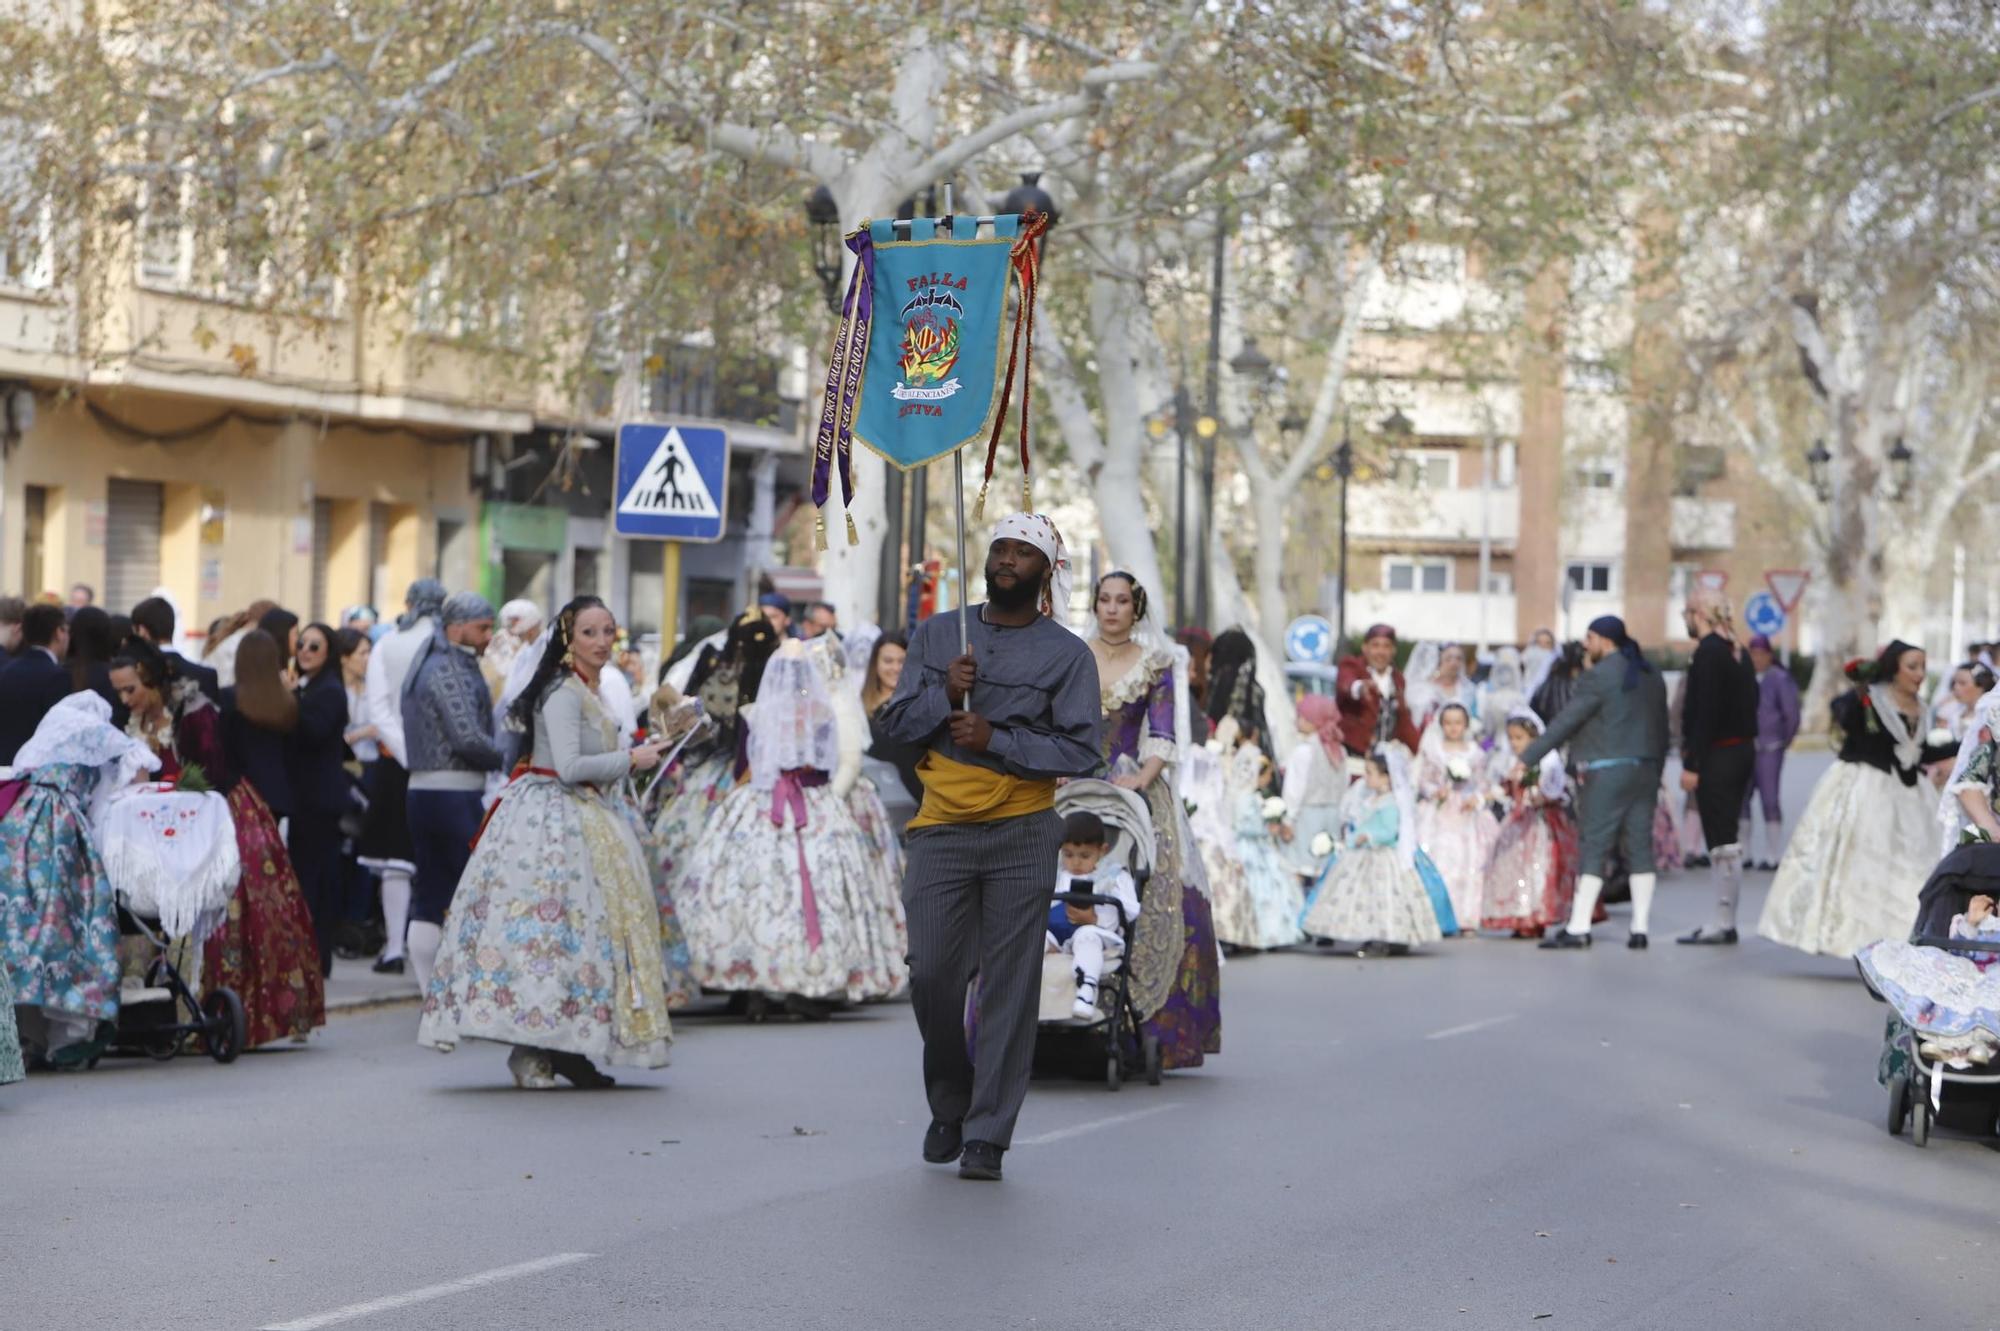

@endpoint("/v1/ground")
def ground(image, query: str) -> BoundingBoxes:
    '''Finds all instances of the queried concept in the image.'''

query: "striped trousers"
[902,808,1065,1148]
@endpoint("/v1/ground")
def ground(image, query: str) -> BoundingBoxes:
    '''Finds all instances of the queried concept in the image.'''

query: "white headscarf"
[13,692,162,823]
[484,598,545,684]
[1481,647,1527,724]
[1939,688,2000,856]
[989,512,1074,624]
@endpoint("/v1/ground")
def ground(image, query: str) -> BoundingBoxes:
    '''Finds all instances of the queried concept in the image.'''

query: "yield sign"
[1765,569,1810,613]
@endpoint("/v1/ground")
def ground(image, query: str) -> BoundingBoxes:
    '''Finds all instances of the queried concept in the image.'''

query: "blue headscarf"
[1588,614,1651,692]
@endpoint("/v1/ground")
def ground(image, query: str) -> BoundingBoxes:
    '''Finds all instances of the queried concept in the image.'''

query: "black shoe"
[548,1051,616,1089]
[1686,854,1711,869]
[1676,927,1739,946]
[922,1120,963,1164]
[1538,930,1590,950]
[958,1139,1005,1181]
[1627,933,1649,950]
[371,955,406,974]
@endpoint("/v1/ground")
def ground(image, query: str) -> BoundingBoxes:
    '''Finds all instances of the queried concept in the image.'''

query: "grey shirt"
[879,605,1104,781]
[1520,651,1670,772]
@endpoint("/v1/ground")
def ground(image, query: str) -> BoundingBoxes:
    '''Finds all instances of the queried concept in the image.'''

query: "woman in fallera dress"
[421,597,679,1088]
[1759,641,1956,959]
[1085,572,1221,1068]
[675,640,909,1013]
[112,636,326,1048]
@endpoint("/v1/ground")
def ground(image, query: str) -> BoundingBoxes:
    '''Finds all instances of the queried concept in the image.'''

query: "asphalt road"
[7,751,1996,1331]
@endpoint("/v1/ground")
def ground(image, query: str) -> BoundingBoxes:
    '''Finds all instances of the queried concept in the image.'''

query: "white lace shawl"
[13,692,162,824]
[1939,688,2000,856]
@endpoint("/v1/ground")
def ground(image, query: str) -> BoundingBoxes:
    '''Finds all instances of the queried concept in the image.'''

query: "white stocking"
[406,921,442,995]
[1629,872,1658,937]
[379,870,412,961]
[1566,874,1605,937]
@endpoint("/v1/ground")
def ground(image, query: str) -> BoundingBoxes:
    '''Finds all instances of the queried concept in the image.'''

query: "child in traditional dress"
[1416,702,1499,933]
[1300,749,1444,954]
[1048,811,1143,1021]
[1481,709,1583,938]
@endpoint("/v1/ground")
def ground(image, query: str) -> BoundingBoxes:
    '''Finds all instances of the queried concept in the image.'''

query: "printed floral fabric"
[676,776,908,1002]
[421,773,675,1068]
[0,957,25,1085]
[201,780,327,1047]
[650,749,736,889]
[1758,760,1934,958]
[1857,939,2000,1043]
[1481,801,1582,933]
[1300,844,1445,948]
[0,764,123,1023]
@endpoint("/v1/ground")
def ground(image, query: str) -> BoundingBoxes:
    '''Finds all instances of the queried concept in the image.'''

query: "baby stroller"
[1863,844,2000,1148]
[100,784,248,1065]
[1034,780,1160,1091]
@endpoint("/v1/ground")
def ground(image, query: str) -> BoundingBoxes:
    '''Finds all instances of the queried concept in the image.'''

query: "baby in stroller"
[1048,811,1142,1021]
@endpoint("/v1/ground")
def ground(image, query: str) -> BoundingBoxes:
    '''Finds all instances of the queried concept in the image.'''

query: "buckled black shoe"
[1676,927,1739,945]
[1537,930,1590,950]
[922,1120,963,1164]
[958,1139,1005,1181]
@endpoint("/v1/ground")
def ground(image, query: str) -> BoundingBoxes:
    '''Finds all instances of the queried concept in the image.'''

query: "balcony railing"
[1347,484,1519,545]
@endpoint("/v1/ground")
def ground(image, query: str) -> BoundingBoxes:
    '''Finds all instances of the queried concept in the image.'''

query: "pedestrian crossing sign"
[615,424,729,542]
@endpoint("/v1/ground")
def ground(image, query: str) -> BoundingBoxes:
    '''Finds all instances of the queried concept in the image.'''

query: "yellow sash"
[907,750,1056,829]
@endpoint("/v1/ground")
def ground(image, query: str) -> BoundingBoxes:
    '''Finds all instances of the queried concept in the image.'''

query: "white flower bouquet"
[1261,795,1288,824]
[1309,832,1336,858]
[1445,756,1473,783]
[1927,727,1954,749]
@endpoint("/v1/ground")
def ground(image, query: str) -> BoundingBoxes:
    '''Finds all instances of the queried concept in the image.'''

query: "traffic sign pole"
[660,540,682,651]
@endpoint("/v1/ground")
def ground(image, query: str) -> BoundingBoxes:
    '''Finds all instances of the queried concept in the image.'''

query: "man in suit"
[1334,623,1421,759]
[1514,614,1670,950]
[129,596,221,701]
[0,603,73,764]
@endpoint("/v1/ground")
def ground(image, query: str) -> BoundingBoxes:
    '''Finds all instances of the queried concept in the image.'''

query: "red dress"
[169,703,326,1046]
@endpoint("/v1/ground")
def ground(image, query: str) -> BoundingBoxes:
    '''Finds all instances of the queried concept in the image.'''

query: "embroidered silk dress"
[1414,733,1499,931]
[1299,795,1444,950]
[1100,644,1221,1068]
[0,967,21,1085]
[422,674,681,1068]
[1480,752,1583,935]
[674,650,909,1003]
[1759,687,1949,958]
[1217,744,1306,950]
[0,694,160,1056]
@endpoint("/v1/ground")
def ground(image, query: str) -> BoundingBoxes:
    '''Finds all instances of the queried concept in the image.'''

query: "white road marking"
[261,1253,596,1331]
[1423,1013,1516,1041]
[1014,1102,1183,1147]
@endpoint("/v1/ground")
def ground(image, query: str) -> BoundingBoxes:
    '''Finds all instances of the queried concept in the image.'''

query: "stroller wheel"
[143,1029,182,1062]
[1886,1075,1910,1136]
[1911,1095,1931,1148]
[1105,1054,1123,1092]
[203,988,247,1064]
[1143,1032,1163,1087]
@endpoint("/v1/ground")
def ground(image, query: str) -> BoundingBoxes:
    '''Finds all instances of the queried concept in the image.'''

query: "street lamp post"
[1333,414,1355,652]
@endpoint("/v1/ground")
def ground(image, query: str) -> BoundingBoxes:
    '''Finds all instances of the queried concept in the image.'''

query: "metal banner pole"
[942,183,972,656]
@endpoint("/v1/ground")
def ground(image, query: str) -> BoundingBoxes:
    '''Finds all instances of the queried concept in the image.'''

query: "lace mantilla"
[1098,643,1175,713]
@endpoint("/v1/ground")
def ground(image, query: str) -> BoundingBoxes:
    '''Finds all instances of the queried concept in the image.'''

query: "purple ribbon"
[812,228,875,515]
[769,770,826,951]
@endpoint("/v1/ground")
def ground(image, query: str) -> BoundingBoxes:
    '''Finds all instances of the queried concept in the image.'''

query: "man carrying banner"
[877,514,1103,1182]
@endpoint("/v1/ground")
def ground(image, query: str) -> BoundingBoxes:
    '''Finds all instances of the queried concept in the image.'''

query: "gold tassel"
[845,512,859,546]
[1023,474,1033,514]
[973,480,990,522]
[814,513,829,551]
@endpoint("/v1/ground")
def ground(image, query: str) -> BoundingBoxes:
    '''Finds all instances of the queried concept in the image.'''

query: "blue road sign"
[614,424,729,542]
[1285,614,1336,664]
[1743,590,1786,638]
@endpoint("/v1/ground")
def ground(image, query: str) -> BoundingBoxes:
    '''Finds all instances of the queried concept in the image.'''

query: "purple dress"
[1101,647,1221,1069]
